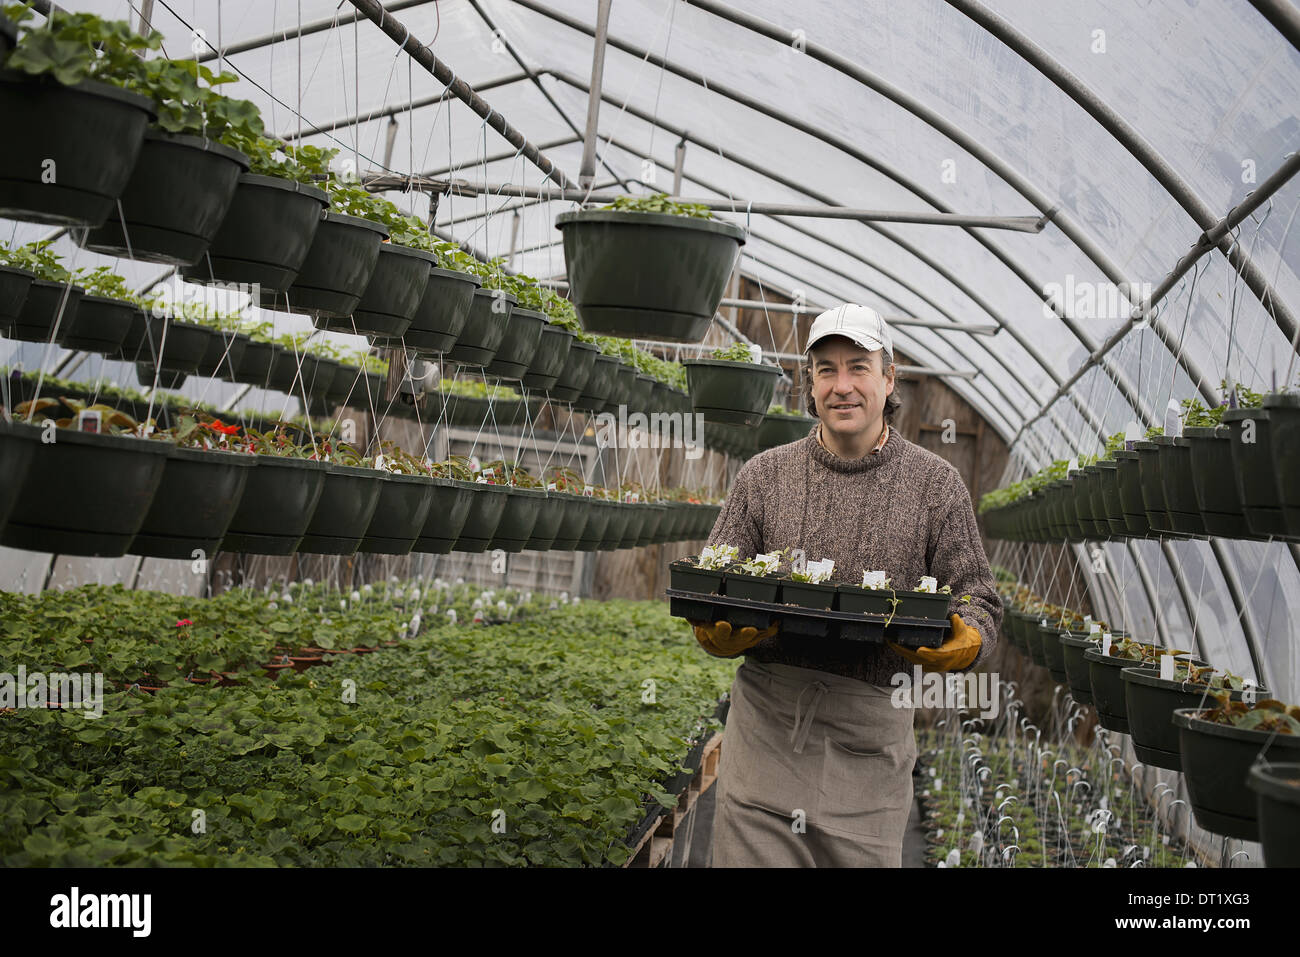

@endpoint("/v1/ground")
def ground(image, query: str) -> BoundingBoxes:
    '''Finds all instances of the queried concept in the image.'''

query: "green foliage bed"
[0,588,735,867]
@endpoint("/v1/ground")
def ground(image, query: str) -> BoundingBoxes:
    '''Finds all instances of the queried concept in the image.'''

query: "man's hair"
[801,343,902,424]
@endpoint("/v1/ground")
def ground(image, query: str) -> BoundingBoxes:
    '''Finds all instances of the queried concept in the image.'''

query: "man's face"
[809,337,895,438]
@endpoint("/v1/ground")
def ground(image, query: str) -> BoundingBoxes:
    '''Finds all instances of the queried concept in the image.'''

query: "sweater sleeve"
[705,458,765,560]
[926,468,1002,672]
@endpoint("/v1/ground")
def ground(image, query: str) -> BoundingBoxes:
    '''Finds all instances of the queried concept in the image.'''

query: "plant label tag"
[76,409,102,434]
[583,485,594,497]
[747,344,762,363]
[475,474,490,484]
[862,569,888,588]
[374,453,386,472]
[1066,457,1079,475]
[546,482,558,492]
[1088,621,1101,635]
[1101,633,1112,656]
[1159,654,1175,681]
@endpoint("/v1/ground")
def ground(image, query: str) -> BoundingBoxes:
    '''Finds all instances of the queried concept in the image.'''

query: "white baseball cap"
[804,303,893,357]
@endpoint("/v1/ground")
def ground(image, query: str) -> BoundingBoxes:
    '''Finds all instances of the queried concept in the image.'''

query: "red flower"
[205,420,240,436]
[176,619,193,627]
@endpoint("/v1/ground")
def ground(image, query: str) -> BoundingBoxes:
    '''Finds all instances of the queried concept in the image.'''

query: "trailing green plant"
[599,192,713,219]
[0,239,70,283]
[710,342,757,363]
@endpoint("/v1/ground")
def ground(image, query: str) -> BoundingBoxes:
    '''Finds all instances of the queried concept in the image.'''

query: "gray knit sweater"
[704,424,1002,685]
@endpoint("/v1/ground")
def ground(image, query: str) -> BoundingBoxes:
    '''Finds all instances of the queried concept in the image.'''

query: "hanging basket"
[545,495,593,551]
[603,363,635,412]
[574,498,614,550]
[484,307,547,380]
[9,279,84,343]
[411,479,477,554]
[757,412,815,451]
[523,493,567,551]
[0,264,34,334]
[1248,762,1300,868]
[1123,666,1264,773]
[194,330,250,380]
[555,208,744,342]
[1173,708,1300,841]
[595,502,634,551]
[0,420,39,532]
[1224,406,1292,539]
[684,358,781,427]
[317,242,436,338]
[574,353,620,413]
[1113,450,1152,537]
[180,173,328,292]
[220,456,328,555]
[615,504,648,549]
[0,428,171,556]
[520,323,575,392]
[0,70,154,227]
[1264,393,1300,535]
[128,446,256,559]
[73,131,249,265]
[635,503,666,547]
[358,473,436,555]
[56,294,135,355]
[549,339,599,402]
[453,483,510,552]
[445,289,515,367]
[1154,435,1207,536]
[263,211,389,318]
[297,465,386,555]
[1059,636,1095,704]
[1184,425,1253,540]
[485,486,546,552]
[375,266,480,356]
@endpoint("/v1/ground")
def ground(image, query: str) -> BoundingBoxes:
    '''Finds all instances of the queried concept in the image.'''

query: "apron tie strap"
[789,680,830,754]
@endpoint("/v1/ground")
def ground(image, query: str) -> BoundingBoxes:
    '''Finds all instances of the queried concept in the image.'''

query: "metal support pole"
[344,0,573,190]
[578,0,613,190]
[382,116,399,170]
[673,136,688,195]
[1249,0,1300,51]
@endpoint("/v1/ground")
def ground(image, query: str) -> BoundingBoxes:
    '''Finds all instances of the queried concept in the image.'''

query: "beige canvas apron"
[711,658,916,867]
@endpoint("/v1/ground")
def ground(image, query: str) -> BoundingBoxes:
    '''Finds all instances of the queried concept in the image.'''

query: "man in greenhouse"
[690,303,1002,868]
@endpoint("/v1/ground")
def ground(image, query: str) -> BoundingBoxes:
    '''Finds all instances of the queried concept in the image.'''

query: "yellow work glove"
[889,614,982,673]
[689,619,778,658]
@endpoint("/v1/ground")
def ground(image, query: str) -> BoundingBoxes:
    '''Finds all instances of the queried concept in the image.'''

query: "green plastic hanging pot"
[616,503,648,549]
[453,482,510,552]
[375,266,480,356]
[684,358,781,427]
[574,353,620,412]
[220,456,328,555]
[194,330,249,380]
[1096,459,1127,537]
[0,420,39,532]
[1264,393,1300,535]
[263,211,388,318]
[180,173,328,292]
[1223,406,1292,539]
[1184,425,1253,539]
[358,473,436,554]
[1134,439,1178,536]
[520,322,575,392]
[412,478,477,553]
[575,497,614,550]
[0,263,33,333]
[56,294,135,354]
[602,362,635,413]
[636,503,666,547]
[9,279,84,343]
[627,374,657,414]
[1174,708,1300,841]
[758,412,815,450]
[128,446,256,559]
[486,486,546,552]
[446,289,515,366]
[74,131,249,265]
[1155,435,1207,536]
[297,464,386,555]
[596,502,634,550]
[550,339,599,402]
[1,427,171,556]
[1060,636,1096,705]
[1113,449,1153,537]
[316,241,435,338]
[555,208,744,342]
[521,493,566,551]
[1124,667,1261,773]
[484,307,547,380]
[0,71,154,227]
[546,495,592,550]
[1248,762,1300,867]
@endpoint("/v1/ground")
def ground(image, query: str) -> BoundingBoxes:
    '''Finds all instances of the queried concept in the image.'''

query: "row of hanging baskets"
[1000,590,1300,862]
[0,419,723,560]
[981,395,1300,544]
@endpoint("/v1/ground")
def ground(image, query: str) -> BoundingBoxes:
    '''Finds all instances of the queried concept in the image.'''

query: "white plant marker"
[1159,653,1175,681]
[1101,632,1112,656]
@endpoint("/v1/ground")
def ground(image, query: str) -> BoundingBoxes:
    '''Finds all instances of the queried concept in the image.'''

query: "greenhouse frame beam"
[345,0,573,190]
[578,0,613,189]
[947,0,1300,351]
[515,2,1219,415]
[1011,150,1300,445]
[1249,0,1300,51]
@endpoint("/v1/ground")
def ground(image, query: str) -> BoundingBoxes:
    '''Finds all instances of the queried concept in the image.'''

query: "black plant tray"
[666,587,949,648]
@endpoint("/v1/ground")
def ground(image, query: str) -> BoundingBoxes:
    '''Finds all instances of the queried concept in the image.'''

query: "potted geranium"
[411,456,479,554]
[219,423,329,554]
[1173,697,1300,841]
[684,342,782,427]
[556,193,744,342]
[0,8,156,227]
[481,460,547,552]
[296,434,388,556]
[2,397,171,556]
[536,466,595,552]
[723,550,785,603]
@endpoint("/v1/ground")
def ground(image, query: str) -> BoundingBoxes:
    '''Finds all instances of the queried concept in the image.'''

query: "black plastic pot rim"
[1247,762,1300,804]
[1172,707,1300,745]
[234,171,328,203]
[142,128,250,170]
[1121,665,1261,697]
[0,69,157,117]
[320,210,391,237]
[164,445,258,466]
[377,241,440,265]
[555,208,746,243]
[682,358,782,375]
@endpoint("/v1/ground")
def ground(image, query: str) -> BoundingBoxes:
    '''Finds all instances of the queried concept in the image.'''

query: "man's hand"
[689,619,778,658]
[888,614,981,672]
